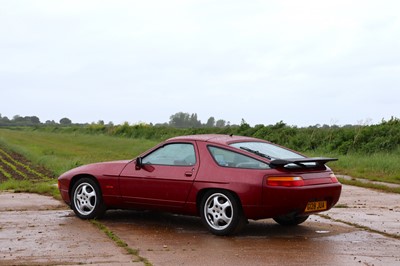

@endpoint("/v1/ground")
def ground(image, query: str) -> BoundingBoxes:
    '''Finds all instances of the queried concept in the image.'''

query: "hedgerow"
[15,116,399,156]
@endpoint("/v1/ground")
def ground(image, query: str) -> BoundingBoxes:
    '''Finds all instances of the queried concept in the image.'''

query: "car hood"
[60,160,131,178]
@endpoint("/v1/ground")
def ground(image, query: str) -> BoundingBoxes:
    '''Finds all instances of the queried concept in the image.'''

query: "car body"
[58,134,341,235]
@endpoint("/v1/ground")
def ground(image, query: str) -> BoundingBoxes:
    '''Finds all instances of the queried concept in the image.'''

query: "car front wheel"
[71,178,105,219]
[200,190,245,236]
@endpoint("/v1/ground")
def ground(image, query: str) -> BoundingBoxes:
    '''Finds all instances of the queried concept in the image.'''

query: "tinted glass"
[208,146,270,169]
[230,142,304,160]
[143,143,196,166]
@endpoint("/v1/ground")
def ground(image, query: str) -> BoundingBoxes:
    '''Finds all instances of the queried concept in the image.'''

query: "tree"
[206,117,216,127]
[189,113,201,128]
[60,117,72,125]
[169,112,190,128]
[216,119,226,128]
[239,118,251,133]
[0,114,10,126]
[29,116,41,124]
[45,120,56,125]
[13,115,23,122]
[169,112,201,128]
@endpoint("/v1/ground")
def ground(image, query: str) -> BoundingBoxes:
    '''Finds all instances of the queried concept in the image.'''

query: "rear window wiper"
[240,146,272,160]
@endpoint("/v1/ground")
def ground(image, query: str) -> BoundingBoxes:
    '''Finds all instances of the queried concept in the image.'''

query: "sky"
[1,0,399,127]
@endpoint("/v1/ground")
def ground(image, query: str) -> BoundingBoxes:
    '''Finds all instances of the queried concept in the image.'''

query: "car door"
[119,141,199,210]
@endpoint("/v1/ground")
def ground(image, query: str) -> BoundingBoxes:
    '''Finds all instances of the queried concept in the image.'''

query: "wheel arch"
[196,188,244,215]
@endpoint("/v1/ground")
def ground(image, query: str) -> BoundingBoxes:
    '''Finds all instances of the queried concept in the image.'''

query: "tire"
[200,190,246,236]
[71,178,106,219]
[273,215,309,226]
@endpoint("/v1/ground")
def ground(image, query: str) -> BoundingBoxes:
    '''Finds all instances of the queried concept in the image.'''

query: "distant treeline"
[0,114,72,126]
[7,114,399,155]
[0,112,228,128]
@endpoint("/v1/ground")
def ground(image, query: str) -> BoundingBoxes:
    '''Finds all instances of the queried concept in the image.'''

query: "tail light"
[330,174,339,183]
[267,176,304,187]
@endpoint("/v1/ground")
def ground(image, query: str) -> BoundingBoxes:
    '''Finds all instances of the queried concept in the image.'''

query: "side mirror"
[135,157,143,170]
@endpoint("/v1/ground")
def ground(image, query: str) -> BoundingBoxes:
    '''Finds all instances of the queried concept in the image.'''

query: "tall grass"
[306,150,400,184]
[0,129,157,176]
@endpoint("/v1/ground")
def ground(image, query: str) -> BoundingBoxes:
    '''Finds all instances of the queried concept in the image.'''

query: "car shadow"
[100,209,323,239]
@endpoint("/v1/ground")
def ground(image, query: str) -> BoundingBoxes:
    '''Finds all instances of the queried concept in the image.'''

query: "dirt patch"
[0,147,55,182]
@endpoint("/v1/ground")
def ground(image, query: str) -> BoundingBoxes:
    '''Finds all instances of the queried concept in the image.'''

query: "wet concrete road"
[102,211,399,266]
[0,193,138,265]
[100,185,400,266]
[1,185,399,265]
[323,185,400,237]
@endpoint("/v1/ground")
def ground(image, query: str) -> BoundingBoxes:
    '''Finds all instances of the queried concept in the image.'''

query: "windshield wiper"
[240,146,272,160]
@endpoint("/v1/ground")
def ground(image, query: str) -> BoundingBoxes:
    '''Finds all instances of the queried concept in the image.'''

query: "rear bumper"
[244,183,342,220]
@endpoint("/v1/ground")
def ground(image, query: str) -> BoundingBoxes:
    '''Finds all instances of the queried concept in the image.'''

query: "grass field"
[0,128,157,176]
[0,128,158,196]
[0,128,399,196]
[306,150,400,184]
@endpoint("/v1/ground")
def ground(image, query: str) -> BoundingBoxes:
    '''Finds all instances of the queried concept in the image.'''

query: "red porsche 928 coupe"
[58,134,341,235]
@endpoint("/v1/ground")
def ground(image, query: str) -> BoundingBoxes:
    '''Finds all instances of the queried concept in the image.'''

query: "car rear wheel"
[273,215,309,226]
[200,190,245,236]
[71,178,105,219]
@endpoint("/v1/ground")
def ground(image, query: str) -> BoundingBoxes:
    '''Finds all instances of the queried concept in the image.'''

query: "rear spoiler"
[270,157,338,167]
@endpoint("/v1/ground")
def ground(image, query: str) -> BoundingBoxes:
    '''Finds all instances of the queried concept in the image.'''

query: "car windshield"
[230,142,305,160]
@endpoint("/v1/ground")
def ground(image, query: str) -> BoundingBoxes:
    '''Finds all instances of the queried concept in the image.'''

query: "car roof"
[167,134,262,145]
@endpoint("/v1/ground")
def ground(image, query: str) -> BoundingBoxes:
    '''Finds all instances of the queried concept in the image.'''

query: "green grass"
[0,179,60,198]
[338,177,400,194]
[90,220,152,265]
[335,152,400,184]
[1,127,400,193]
[0,165,12,179]
[307,150,400,185]
[0,128,157,176]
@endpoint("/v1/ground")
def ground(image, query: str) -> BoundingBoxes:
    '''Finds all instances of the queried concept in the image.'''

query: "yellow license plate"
[305,201,327,212]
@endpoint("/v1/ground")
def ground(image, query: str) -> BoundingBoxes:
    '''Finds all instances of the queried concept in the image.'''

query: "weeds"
[333,204,349,208]
[319,214,400,240]
[90,220,152,266]
[0,179,59,198]
[338,177,400,194]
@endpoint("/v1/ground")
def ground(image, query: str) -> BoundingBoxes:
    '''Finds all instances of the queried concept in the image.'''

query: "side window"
[142,143,196,166]
[208,146,270,169]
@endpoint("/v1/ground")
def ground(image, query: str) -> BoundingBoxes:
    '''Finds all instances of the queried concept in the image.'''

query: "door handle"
[185,171,193,177]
